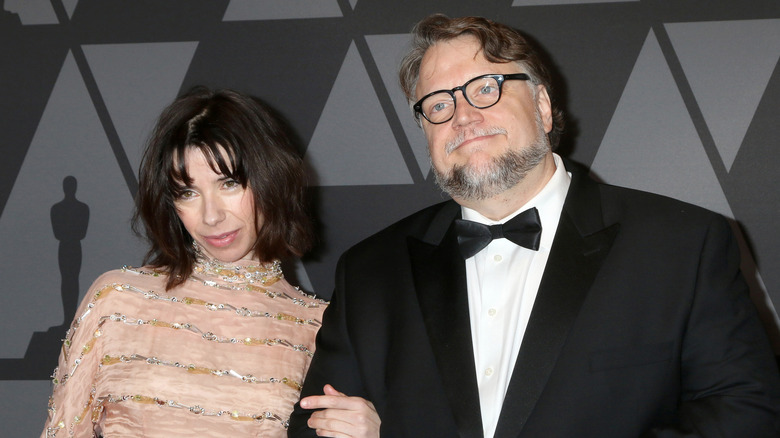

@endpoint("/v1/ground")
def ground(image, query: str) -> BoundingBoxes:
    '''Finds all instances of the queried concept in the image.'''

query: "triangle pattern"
[0,381,51,436]
[349,0,358,9]
[0,52,147,357]
[63,0,79,19]
[83,42,199,175]
[306,41,413,186]
[365,34,430,178]
[592,29,733,218]
[4,0,57,24]
[512,0,638,5]
[291,259,315,295]
[589,30,780,339]
[223,0,342,21]
[665,19,780,171]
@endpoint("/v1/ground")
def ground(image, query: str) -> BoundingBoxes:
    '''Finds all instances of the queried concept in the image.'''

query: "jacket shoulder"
[597,182,722,225]
[567,157,720,223]
[344,200,455,258]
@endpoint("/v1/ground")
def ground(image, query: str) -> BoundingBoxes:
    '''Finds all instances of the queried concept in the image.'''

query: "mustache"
[444,127,508,155]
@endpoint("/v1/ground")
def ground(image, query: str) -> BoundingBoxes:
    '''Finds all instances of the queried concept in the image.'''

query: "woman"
[41,87,326,437]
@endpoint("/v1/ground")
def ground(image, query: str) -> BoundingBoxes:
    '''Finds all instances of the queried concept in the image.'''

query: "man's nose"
[451,92,484,128]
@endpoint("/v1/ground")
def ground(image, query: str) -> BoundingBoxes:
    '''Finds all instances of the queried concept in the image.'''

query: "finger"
[308,415,355,437]
[310,406,381,432]
[314,427,350,438]
[323,384,346,397]
[314,430,342,438]
[309,412,379,438]
[300,395,364,410]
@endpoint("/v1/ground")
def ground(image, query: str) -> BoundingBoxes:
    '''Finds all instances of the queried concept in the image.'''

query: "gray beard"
[433,120,550,201]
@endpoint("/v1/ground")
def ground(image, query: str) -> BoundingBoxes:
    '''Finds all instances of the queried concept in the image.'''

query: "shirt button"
[493,254,503,262]
[485,367,494,376]
[487,308,497,317]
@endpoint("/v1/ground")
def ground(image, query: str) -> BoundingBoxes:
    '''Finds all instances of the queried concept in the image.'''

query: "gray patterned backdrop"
[1,0,778,435]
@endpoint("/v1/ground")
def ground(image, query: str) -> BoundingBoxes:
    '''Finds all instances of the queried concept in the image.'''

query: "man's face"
[416,35,553,200]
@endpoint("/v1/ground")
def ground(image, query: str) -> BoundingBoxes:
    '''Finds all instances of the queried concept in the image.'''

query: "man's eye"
[479,85,497,95]
[428,99,452,114]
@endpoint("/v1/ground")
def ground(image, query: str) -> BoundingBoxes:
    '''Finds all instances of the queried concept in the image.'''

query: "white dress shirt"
[462,153,571,438]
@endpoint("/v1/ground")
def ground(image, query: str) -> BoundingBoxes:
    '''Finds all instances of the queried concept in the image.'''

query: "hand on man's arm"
[299,384,381,438]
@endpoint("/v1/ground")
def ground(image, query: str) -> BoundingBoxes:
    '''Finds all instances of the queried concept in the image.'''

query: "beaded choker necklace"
[192,245,283,286]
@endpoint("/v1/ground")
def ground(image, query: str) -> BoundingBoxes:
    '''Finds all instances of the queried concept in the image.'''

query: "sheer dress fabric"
[41,259,326,437]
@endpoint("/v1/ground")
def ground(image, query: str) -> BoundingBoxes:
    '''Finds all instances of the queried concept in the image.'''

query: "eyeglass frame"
[412,73,531,125]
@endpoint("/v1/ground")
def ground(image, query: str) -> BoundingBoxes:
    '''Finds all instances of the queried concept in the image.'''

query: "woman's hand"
[299,384,381,438]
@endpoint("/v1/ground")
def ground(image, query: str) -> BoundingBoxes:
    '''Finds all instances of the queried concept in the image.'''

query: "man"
[289,14,780,438]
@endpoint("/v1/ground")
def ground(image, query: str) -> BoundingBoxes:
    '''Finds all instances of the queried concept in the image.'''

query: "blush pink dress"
[41,257,326,437]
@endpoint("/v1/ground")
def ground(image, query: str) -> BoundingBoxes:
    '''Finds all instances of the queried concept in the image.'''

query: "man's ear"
[536,84,553,134]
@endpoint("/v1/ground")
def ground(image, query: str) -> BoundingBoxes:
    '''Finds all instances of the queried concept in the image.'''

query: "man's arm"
[643,215,780,437]
[289,256,380,437]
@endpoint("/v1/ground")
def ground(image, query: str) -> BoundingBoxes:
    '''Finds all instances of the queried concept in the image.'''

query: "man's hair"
[399,14,564,150]
[133,86,314,290]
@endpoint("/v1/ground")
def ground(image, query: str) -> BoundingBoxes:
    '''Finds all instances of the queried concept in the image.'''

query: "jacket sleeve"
[642,215,780,437]
[288,254,372,437]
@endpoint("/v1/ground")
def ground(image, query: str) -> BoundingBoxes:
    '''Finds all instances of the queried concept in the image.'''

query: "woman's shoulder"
[260,277,328,317]
[86,265,169,292]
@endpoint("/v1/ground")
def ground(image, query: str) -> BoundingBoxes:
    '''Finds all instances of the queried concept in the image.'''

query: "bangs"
[167,140,247,196]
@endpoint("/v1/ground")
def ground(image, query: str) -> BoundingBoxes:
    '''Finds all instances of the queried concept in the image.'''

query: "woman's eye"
[223,179,239,189]
[177,190,196,200]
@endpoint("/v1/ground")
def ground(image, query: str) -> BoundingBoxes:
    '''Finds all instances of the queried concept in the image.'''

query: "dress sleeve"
[41,273,117,438]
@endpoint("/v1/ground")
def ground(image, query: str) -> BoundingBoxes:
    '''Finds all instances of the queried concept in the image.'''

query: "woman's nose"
[201,194,226,226]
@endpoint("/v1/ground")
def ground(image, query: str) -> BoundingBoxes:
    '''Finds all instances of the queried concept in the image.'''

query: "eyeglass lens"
[420,76,501,124]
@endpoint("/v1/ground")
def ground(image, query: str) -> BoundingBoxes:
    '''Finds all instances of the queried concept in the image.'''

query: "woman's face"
[174,147,260,263]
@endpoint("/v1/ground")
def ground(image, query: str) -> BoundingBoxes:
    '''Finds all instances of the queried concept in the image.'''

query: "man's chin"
[439,155,495,178]
[434,166,511,201]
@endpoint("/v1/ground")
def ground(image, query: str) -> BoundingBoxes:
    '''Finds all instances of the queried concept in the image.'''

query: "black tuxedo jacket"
[289,160,780,437]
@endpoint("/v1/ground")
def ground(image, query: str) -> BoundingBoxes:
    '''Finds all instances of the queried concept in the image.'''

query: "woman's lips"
[203,230,238,248]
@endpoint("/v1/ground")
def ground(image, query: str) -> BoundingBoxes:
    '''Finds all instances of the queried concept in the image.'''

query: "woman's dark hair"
[133,86,314,290]
[399,14,565,150]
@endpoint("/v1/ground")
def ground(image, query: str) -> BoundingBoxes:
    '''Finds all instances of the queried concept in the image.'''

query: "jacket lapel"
[408,201,484,438]
[495,161,620,437]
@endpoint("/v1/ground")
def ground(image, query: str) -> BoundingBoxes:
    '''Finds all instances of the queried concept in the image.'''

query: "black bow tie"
[454,207,542,259]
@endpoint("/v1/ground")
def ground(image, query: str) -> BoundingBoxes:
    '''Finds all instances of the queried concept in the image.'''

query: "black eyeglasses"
[413,73,530,125]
